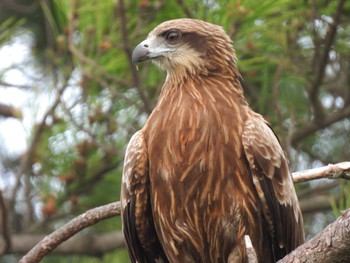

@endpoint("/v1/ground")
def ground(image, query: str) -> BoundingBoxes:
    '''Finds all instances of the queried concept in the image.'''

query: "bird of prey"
[121,18,304,263]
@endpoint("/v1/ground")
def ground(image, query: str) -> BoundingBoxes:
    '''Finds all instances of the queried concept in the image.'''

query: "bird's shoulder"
[121,130,148,196]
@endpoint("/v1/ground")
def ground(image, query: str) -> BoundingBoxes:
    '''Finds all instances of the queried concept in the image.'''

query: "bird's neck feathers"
[159,60,245,103]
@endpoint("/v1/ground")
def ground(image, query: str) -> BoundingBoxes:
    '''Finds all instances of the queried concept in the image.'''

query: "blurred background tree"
[0,0,349,262]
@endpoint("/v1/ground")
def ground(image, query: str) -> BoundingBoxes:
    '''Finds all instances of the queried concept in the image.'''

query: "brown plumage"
[121,18,304,263]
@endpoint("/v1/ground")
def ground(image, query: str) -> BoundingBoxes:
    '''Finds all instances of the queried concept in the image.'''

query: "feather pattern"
[242,116,304,260]
[121,131,168,262]
[121,18,304,263]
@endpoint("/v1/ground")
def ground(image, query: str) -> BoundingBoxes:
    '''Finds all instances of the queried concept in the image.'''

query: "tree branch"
[0,80,33,89]
[291,106,350,145]
[19,202,121,263]
[11,232,124,256]
[308,0,346,121]
[17,163,350,262]
[292,162,350,183]
[278,208,350,263]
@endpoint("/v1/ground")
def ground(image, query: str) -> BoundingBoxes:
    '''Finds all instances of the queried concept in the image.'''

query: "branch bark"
[292,162,350,183]
[278,209,350,263]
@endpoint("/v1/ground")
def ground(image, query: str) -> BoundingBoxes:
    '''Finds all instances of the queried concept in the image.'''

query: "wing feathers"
[121,130,168,263]
[242,116,304,259]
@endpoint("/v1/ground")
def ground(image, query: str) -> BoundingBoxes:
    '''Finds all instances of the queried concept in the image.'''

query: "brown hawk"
[120,18,304,263]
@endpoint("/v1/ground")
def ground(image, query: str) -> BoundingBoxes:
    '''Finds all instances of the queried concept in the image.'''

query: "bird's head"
[132,19,237,80]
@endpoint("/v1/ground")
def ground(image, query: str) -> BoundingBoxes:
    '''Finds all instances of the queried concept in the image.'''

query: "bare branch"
[11,232,124,256]
[291,106,350,145]
[0,80,33,89]
[292,162,350,183]
[19,202,121,263]
[278,208,350,263]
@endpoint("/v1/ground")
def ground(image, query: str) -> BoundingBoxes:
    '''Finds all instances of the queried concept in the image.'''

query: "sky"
[0,36,49,157]
[0,34,85,161]
[0,38,29,156]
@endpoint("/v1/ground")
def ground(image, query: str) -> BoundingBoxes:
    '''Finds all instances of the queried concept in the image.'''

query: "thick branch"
[11,232,124,256]
[19,202,121,263]
[292,162,350,183]
[278,208,350,263]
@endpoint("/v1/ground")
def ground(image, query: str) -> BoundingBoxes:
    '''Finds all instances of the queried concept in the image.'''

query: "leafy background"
[0,0,349,262]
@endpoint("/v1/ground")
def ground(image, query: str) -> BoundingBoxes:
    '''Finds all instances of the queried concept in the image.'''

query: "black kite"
[121,18,304,263]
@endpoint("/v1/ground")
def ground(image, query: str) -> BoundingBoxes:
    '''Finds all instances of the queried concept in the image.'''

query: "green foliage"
[0,17,26,44]
[330,181,350,217]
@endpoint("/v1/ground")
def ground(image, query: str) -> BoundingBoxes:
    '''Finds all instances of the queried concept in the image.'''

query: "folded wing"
[242,117,304,260]
[121,130,168,263]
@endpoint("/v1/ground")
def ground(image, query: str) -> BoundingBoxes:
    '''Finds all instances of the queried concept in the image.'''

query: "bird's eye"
[165,30,181,43]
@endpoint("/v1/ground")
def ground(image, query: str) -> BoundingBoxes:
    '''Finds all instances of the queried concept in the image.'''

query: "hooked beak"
[132,40,150,64]
[132,39,176,65]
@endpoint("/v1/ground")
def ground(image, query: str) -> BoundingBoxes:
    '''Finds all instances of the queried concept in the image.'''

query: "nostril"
[143,44,149,48]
